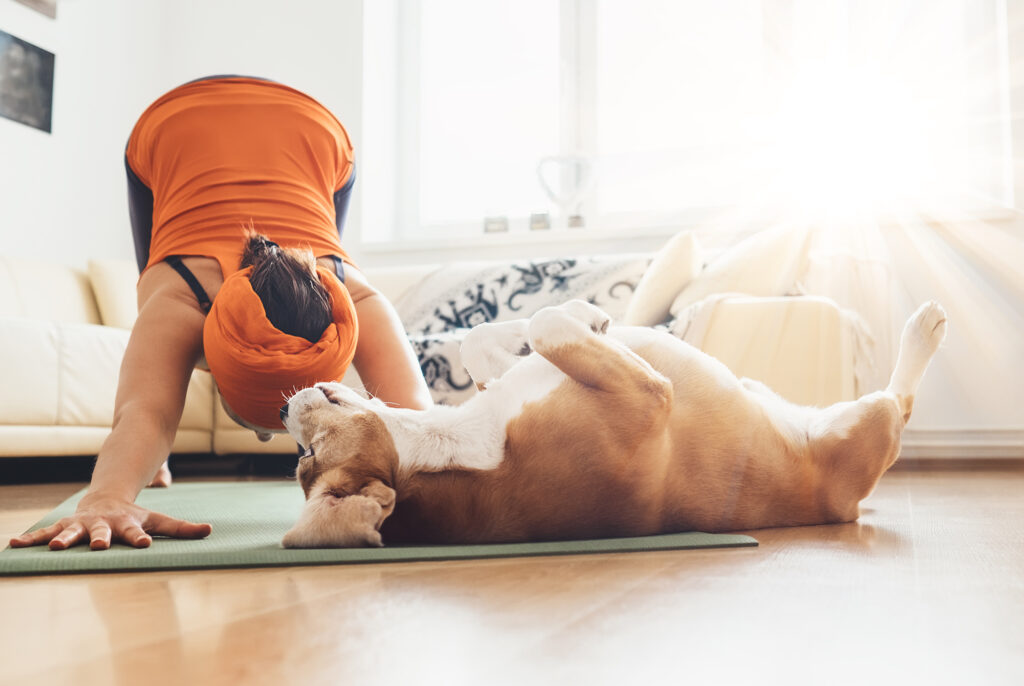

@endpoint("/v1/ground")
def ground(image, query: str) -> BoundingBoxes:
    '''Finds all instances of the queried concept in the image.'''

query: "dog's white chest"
[392,353,567,473]
[486,352,566,423]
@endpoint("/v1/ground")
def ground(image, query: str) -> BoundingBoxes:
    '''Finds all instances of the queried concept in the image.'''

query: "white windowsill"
[354,204,1021,266]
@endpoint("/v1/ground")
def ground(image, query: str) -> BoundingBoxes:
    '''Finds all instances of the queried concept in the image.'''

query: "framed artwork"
[0,29,55,133]
[13,1,56,20]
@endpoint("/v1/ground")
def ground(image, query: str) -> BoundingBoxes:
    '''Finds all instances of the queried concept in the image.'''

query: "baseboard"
[900,428,1024,458]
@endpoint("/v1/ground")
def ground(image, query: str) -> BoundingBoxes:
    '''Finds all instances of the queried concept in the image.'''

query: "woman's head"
[202,231,360,432]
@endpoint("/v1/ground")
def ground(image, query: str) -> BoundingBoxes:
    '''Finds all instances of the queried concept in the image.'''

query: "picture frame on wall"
[0,29,55,133]
[13,0,57,20]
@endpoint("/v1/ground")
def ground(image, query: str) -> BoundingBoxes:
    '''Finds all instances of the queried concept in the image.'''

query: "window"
[363,0,1012,244]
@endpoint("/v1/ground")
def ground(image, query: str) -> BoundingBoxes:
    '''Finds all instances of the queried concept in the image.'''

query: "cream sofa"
[0,254,436,458]
[0,233,862,460]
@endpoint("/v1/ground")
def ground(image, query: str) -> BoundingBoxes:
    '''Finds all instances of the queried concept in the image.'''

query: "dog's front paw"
[462,320,532,385]
[559,299,612,334]
[535,299,611,333]
[528,300,611,352]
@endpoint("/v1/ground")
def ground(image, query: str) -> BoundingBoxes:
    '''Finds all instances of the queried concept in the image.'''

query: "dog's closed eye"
[321,386,343,405]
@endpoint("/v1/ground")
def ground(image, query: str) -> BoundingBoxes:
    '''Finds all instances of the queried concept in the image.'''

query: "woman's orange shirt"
[126,77,354,278]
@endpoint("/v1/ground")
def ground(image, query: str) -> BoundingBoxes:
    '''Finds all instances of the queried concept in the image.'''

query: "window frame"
[362,0,1015,250]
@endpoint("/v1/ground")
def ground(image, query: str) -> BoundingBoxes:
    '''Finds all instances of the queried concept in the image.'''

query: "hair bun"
[240,230,280,268]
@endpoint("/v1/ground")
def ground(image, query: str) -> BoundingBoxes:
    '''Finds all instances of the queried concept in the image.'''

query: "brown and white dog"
[279,299,946,547]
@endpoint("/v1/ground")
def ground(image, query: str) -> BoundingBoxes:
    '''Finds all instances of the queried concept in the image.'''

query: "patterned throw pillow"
[397,255,649,404]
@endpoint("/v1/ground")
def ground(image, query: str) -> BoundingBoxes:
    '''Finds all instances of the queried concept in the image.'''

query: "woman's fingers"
[8,506,212,552]
[88,522,113,550]
[8,521,66,548]
[115,523,152,548]
[143,512,212,540]
[49,522,88,550]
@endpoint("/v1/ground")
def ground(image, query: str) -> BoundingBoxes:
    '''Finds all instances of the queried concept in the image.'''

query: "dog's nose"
[279,403,290,422]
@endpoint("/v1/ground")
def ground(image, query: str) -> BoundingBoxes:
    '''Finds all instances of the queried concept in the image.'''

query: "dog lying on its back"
[279,300,946,547]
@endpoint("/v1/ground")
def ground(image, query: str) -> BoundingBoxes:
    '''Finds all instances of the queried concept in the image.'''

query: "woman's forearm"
[86,267,208,502]
[87,401,180,502]
[352,292,433,410]
[340,265,432,410]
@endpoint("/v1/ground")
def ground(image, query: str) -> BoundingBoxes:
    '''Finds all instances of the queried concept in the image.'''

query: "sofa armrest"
[676,295,857,406]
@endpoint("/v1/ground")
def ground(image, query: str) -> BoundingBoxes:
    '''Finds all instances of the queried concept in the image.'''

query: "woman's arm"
[9,264,213,550]
[342,265,433,411]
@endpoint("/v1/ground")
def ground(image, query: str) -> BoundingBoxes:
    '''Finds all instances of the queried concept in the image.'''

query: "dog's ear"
[358,479,396,519]
[281,479,397,549]
[282,493,383,548]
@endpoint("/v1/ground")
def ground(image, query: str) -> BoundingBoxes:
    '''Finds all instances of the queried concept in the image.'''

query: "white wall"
[154,0,365,259]
[0,0,165,265]
[0,0,364,267]
[0,0,670,268]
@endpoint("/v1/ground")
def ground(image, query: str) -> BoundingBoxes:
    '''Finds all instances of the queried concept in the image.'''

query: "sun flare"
[765,65,970,220]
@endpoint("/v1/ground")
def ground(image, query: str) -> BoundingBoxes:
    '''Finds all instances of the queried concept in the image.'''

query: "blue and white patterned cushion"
[396,255,650,405]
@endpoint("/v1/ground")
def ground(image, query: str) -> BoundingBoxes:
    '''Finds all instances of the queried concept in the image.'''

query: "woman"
[9,76,432,551]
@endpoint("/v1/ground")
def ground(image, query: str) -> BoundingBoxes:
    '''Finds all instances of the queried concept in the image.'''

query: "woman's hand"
[7,493,212,551]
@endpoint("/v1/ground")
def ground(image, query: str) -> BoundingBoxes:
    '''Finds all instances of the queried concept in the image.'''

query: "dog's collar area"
[296,444,314,460]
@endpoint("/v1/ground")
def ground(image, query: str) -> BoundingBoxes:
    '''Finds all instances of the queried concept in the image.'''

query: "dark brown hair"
[240,231,332,343]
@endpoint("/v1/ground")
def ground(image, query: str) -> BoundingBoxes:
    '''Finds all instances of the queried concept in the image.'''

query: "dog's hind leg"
[808,302,947,519]
[885,300,947,424]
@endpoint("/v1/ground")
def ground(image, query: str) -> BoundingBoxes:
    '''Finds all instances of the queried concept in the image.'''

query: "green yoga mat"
[1,481,757,575]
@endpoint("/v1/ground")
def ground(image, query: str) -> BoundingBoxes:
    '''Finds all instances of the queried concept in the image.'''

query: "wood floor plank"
[1,465,1022,686]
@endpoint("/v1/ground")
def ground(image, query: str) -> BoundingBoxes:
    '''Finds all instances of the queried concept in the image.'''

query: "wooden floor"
[1,462,1022,686]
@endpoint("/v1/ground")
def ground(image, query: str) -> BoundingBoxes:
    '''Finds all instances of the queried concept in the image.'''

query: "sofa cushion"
[88,259,140,329]
[212,398,297,455]
[179,370,216,434]
[622,230,702,326]
[669,224,812,317]
[390,255,648,405]
[0,256,101,324]
[0,318,60,424]
[0,318,130,426]
[57,321,132,426]
[670,295,855,406]
[395,255,649,335]
[0,316,214,437]
[409,330,478,406]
